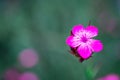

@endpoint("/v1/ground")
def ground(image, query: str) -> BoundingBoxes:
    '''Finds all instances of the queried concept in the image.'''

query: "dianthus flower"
[66,24,103,62]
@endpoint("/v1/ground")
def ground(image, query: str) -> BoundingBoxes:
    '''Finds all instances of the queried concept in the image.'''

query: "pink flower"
[18,49,39,68]
[97,74,120,80]
[66,24,103,62]
[4,68,20,80]
[19,72,38,80]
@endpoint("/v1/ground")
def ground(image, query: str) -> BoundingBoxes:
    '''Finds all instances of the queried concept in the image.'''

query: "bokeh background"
[0,0,120,80]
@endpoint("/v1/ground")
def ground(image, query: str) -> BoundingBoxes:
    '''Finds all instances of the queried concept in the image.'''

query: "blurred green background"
[0,0,120,80]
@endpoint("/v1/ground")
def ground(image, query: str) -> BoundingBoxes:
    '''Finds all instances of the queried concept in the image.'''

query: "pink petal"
[91,40,103,52]
[72,24,84,35]
[85,25,98,38]
[66,36,80,47]
[66,36,73,47]
[77,44,92,59]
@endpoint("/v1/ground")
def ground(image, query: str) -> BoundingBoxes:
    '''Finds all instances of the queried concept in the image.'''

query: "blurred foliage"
[0,0,120,80]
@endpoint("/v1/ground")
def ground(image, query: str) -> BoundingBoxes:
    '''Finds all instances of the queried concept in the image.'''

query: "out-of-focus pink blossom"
[18,49,39,68]
[66,24,103,62]
[97,74,120,80]
[19,72,38,80]
[4,68,20,80]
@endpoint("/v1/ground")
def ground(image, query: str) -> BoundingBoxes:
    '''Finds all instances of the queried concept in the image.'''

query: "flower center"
[81,36,88,43]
